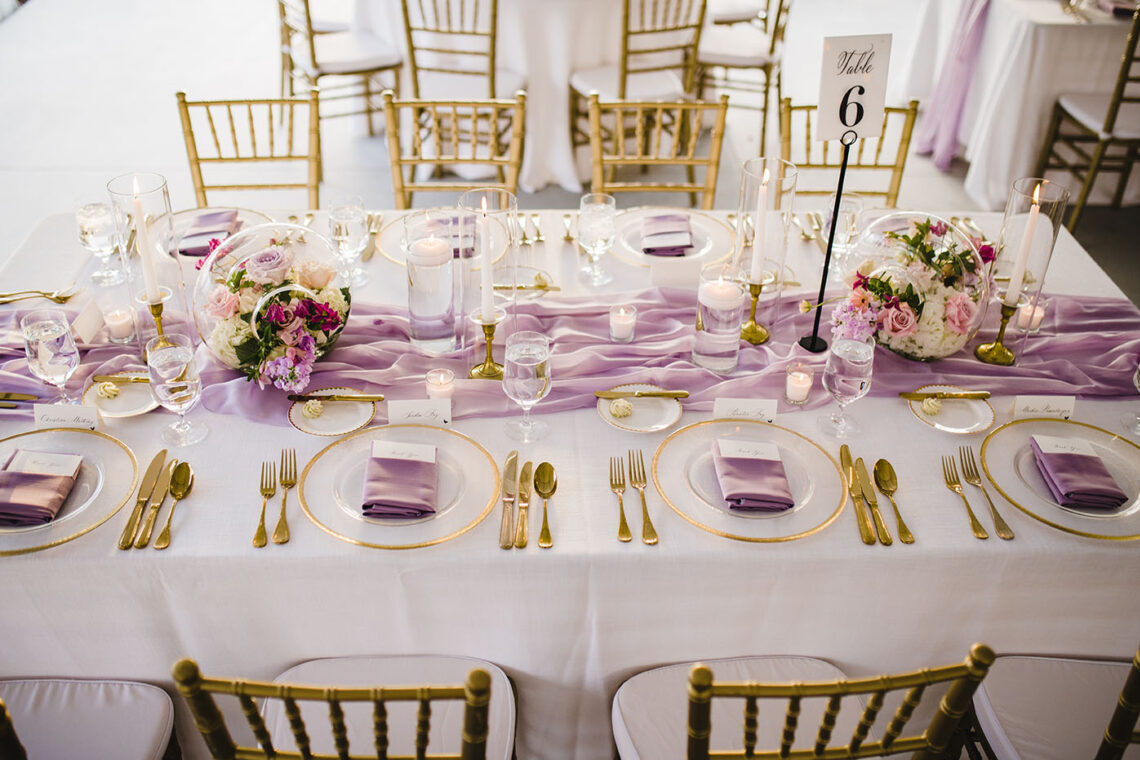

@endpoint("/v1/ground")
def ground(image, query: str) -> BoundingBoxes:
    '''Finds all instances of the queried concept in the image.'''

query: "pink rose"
[294,260,335,290]
[244,245,294,285]
[944,291,977,335]
[879,302,919,338]
[277,316,306,346]
[203,285,240,319]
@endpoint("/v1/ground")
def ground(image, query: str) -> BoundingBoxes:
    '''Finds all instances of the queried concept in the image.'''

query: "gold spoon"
[154,461,193,550]
[873,459,914,544]
[534,462,556,549]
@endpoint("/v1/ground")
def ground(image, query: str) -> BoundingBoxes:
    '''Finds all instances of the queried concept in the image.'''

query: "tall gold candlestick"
[974,303,1017,366]
[739,281,769,345]
[469,309,506,380]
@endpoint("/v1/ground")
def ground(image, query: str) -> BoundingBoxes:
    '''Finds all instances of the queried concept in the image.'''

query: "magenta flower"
[978,244,995,264]
[930,221,948,237]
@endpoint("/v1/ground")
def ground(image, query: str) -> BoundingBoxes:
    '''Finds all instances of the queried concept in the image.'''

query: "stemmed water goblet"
[578,193,615,286]
[502,330,552,442]
[146,333,208,446]
[21,309,80,404]
[328,198,369,287]
[76,202,124,285]
[819,336,875,438]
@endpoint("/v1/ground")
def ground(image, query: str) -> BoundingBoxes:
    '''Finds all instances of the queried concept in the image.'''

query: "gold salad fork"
[273,448,296,544]
[253,461,276,548]
[959,446,1014,540]
[941,456,988,539]
[627,450,658,545]
[530,214,545,243]
[609,457,632,543]
[0,283,81,305]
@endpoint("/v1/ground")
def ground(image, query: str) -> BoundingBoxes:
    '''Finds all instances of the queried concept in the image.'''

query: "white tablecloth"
[1,210,1139,759]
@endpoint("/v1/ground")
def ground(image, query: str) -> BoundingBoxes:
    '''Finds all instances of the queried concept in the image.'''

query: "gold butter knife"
[514,461,533,549]
[135,459,176,549]
[287,393,385,402]
[855,456,892,546]
[119,450,168,550]
[899,391,990,400]
[499,451,518,550]
[840,445,876,545]
[595,390,689,399]
[0,393,38,401]
[92,374,150,384]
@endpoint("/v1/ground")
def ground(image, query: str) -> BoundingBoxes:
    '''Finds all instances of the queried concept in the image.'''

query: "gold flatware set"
[610,451,657,545]
[118,450,194,550]
[941,446,1014,540]
[840,444,911,546]
[499,454,556,550]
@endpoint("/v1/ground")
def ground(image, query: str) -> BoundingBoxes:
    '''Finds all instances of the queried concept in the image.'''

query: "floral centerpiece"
[193,223,350,392]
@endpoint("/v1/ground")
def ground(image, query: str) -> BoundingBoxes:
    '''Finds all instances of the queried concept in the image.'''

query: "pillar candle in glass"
[693,263,747,373]
[458,188,518,326]
[404,209,458,354]
[735,157,797,288]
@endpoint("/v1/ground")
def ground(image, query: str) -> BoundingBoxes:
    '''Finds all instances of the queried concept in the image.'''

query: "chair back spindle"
[400,0,501,98]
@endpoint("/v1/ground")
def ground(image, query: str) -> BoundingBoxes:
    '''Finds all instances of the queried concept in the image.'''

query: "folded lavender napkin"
[710,439,794,511]
[641,214,693,256]
[360,440,438,519]
[0,449,81,527]
[1030,434,1129,510]
[178,210,242,256]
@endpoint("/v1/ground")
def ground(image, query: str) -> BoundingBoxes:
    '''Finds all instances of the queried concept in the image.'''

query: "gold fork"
[790,214,815,242]
[0,284,80,305]
[959,446,1014,540]
[253,461,276,548]
[531,213,545,243]
[627,450,658,545]
[941,456,989,539]
[273,448,296,544]
[609,457,632,543]
[519,216,532,246]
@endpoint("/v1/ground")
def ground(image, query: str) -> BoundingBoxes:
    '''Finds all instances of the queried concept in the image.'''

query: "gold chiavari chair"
[382,89,526,210]
[176,91,322,210]
[611,644,995,759]
[173,656,516,759]
[0,698,23,760]
[706,0,766,25]
[277,0,352,102]
[587,92,730,209]
[569,0,708,149]
[779,97,919,208]
[1033,8,1140,231]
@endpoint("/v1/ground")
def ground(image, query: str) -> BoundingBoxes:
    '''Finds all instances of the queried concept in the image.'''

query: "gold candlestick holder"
[740,280,769,345]
[469,308,506,380]
[975,303,1017,366]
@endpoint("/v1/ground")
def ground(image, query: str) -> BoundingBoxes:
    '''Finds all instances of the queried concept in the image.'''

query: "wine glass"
[578,193,615,286]
[146,334,207,446]
[21,309,80,404]
[328,198,369,287]
[1125,361,1140,436]
[76,202,124,286]
[502,330,552,442]
[819,336,875,438]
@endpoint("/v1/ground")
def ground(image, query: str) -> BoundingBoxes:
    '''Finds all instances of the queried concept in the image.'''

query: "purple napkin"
[710,439,794,511]
[641,214,693,256]
[0,449,81,527]
[360,441,438,519]
[1030,435,1129,510]
[178,210,242,256]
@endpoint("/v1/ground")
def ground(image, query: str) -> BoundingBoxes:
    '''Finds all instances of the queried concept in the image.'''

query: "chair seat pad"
[698,25,779,68]
[570,65,688,101]
[296,31,403,76]
[0,678,173,760]
[264,655,515,760]
[416,67,527,100]
[1059,92,1140,140]
[707,0,766,24]
[973,654,1140,760]
[612,655,869,759]
[310,0,352,33]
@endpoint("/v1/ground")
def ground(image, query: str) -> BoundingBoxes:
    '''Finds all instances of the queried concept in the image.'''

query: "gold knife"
[493,284,562,291]
[499,451,518,550]
[287,393,385,402]
[118,450,168,550]
[839,445,875,545]
[514,461,533,549]
[135,460,176,549]
[855,457,892,546]
[361,211,382,262]
[0,392,38,401]
[898,391,990,400]
[92,374,150,384]
[594,390,690,399]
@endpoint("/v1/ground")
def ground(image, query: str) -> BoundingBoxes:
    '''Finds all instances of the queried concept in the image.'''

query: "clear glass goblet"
[76,202,124,286]
[146,334,207,446]
[328,198,369,287]
[21,309,80,404]
[819,336,875,438]
[578,193,615,286]
[502,330,552,442]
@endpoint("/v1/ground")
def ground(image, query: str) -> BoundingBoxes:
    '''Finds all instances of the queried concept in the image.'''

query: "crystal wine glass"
[578,193,615,286]
[146,334,207,446]
[21,309,80,404]
[819,336,875,438]
[328,198,369,287]
[502,330,552,442]
[76,202,124,285]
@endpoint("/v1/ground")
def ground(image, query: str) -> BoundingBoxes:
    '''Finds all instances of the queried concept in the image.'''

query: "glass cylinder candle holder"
[734,157,797,291]
[784,361,814,405]
[458,188,519,346]
[405,209,458,355]
[693,263,747,373]
[609,304,637,343]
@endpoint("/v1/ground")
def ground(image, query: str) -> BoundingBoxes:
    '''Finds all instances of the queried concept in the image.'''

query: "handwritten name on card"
[369,439,437,464]
[817,34,892,142]
[1012,395,1074,420]
[1030,434,1095,457]
[717,439,782,462]
[33,404,98,431]
[387,399,452,427]
[713,398,777,423]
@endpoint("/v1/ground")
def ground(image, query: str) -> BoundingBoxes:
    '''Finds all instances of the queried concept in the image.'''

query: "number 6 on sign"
[817,34,892,143]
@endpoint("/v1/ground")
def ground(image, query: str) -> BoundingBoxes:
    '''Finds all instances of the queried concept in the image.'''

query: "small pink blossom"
[879,303,919,338]
[930,221,948,237]
[848,289,873,310]
[944,291,978,335]
[203,285,240,319]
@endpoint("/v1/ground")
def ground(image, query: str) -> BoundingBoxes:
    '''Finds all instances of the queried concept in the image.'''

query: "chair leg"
[1111,144,1136,208]
[1067,140,1108,231]
[363,76,375,136]
[1034,104,1064,177]
[760,65,772,154]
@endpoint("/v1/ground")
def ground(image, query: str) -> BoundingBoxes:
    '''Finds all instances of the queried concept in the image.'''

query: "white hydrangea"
[879,282,969,360]
[207,316,253,369]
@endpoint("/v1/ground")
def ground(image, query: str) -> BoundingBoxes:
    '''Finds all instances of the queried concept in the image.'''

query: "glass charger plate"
[299,424,499,549]
[611,207,734,268]
[907,384,995,435]
[652,419,846,542]
[597,383,682,433]
[172,207,272,242]
[0,428,138,556]
[980,418,1140,540]
[82,372,158,418]
[377,214,507,269]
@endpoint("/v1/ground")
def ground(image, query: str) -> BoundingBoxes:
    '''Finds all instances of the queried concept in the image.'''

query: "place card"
[7,449,83,478]
[70,299,105,344]
[370,439,437,464]
[1030,434,1096,457]
[717,439,782,461]
[387,398,451,427]
[33,403,98,431]
[1012,395,1074,420]
[818,34,892,142]
[713,398,777,423]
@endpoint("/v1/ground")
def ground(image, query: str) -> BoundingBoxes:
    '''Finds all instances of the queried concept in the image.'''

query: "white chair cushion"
[309,0,352,33]
[0,678,173,760]
[1059,92,1140,140]
[415,67,527,100]
[295,30,402,77]
[612,655,869,759]
[698,25,779,68]
[707,0,765,24]
[570,65,688,101]
[264,655,515,759]
[973,654,1140,760]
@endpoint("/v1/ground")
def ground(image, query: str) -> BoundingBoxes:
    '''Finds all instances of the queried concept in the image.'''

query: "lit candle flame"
[1032,183,1041,204]
[762,167,770,185]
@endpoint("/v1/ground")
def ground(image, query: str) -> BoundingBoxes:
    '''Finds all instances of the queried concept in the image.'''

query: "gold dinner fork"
[253,461,276,548]
[0,283,81,305]
[531,214,545,243]
[627,450,658,545]
[609,457,632,543]
[273,448,296,544]
[519,216,532,246]
[790,214,815,242]
[959,446,1014,540]
[941,456,989,539]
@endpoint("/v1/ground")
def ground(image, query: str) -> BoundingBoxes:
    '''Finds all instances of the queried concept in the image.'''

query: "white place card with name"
[713,398,777,423]
[1012,395,1074,420]
[370,439,437,464]
[33,404,98,431]
[7,449,83,478]
[70,299,105,345]
[817,34,892,141]
[387,398,452,427]
[1030,434,1096,457]
[717,439,782,461]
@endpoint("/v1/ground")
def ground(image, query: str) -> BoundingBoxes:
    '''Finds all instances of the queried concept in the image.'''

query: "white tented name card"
[817,34,892,141]
[6,449,83,478]
[387,398,452,427]
[1012,395,1074,420]
[649,257,704,289]
[713,398,777,423]
[70,299,105,345]
[1030,434,1096,457]
[717,439,782,461]
[33,404,98,431]
[370,439,437,464]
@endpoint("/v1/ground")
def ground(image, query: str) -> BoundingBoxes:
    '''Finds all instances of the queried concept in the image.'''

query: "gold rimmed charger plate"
[0,428,138,556]
[376,214,508,269]
[980,418,1140,541]
[299,424,499,549]
[906,384,995,435]
[611,207,735,268]
[172,207,273,241]
[652,419,846,543]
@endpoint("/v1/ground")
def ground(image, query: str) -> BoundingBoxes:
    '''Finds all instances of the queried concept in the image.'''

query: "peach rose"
[204,285,240,319]
[294,260,335,290]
